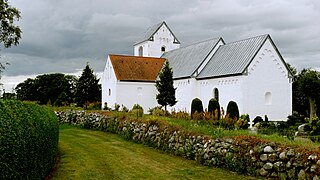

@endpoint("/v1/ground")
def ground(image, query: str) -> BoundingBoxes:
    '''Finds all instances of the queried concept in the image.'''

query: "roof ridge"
[109,54,165,60]
[225,34,269,45]
[163,37,221,55]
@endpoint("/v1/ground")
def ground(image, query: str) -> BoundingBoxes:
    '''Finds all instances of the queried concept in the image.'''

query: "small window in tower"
[139,46,143,56]
[109,89,111,96]
[161,46,166,52]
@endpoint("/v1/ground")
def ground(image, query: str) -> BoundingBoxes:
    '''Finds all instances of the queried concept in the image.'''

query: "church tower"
[133,21,180,58]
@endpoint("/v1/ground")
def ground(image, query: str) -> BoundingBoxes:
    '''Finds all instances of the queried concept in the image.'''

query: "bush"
[208,98,220,120]
[148,106,168,116]
[0,100,59,179]
[85,101,101,110]
[130,104,143,117]
[226,101,239,120]
[191,98,203,119]
[235,114,249,129]
[253,116,263,126]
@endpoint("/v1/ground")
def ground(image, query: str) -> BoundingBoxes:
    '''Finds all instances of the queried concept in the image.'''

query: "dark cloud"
[1,0,320,90]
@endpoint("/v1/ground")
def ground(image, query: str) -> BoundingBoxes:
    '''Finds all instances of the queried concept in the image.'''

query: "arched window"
[265,92,272,105]
[213,88,219,102]
[109,89,111,96]
[138,46,143,56]
[161,46,166,52]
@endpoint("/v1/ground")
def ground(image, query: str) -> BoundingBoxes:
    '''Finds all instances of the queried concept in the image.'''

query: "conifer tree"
[155,61,177,110]
[75,63,101,107]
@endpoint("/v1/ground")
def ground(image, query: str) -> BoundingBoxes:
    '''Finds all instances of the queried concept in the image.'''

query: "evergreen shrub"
[191,98,203,119]
[0,100,59,179]
[208,98,220,119]
[226,101,239,120]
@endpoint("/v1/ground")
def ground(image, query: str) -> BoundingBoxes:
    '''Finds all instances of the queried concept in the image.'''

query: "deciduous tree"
[295,69,320,119]
[0,0,22,81]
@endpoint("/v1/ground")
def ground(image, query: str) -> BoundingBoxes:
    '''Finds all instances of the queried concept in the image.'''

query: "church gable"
[134,21,180,46]
[109,54,165,82]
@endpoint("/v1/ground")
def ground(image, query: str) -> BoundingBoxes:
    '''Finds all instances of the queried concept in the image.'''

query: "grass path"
[53,125,255,180]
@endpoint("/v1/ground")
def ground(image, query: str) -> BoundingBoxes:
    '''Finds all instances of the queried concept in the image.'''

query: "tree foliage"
[294,69,320,119]
[15,73,77,105]
[0,0,21,48]
[0,0,22,81]
[75,63,101,107]
[155,61,177,110]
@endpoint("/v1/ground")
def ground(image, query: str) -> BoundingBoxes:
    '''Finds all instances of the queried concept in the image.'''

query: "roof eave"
[196,73,243,80]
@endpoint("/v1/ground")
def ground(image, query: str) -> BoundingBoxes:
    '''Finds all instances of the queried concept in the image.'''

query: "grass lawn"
[53,125,256,180]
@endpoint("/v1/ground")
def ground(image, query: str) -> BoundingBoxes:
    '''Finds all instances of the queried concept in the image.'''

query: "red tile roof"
[109,54,165,81]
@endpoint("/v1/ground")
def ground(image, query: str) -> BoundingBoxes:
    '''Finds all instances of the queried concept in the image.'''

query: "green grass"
[53,125,255,180]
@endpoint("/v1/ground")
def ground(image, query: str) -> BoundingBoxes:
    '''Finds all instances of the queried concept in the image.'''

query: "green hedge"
[0,100,59,179]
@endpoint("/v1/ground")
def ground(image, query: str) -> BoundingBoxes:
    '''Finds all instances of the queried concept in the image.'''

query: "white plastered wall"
[116,81,159,113]
[101,56,117,109]
[242,38,292,121]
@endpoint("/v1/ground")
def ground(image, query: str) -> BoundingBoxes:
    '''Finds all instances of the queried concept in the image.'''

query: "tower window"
[139,46,143,56]
[109,89,111,96]
[161,46,166,52]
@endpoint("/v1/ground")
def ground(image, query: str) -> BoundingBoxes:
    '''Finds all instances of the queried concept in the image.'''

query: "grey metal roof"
[162,38,222,79]
[197,34,269,79]
[134,21,180,45]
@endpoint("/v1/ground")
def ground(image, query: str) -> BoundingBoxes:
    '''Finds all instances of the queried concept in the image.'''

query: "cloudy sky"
[1,0,320,91]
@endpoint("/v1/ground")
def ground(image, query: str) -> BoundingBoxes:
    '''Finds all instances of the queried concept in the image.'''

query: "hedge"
[0,100,59,179]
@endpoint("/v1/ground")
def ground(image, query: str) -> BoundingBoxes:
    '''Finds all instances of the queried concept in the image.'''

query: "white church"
[102,21,292,121]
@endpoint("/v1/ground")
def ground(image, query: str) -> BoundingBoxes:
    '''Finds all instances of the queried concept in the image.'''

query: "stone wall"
[56,110,320,179]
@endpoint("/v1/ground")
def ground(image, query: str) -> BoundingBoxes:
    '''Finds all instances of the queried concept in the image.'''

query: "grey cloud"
[1,0,319,79]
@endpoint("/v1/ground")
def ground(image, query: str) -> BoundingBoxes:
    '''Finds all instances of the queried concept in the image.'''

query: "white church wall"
[134,24,180,58]
[116,81,158,113]
[198,77,244,115]
[242,38,292,121]
[169,78,197,113]
[102,56,118,109]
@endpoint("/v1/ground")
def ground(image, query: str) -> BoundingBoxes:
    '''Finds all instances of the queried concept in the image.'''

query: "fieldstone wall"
[56,110,320,179]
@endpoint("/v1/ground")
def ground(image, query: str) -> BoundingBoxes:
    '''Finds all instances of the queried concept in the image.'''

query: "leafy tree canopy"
[15,73,77,106]
[294,69,320,119]
[0,0,22,82]
[0,0,21,48]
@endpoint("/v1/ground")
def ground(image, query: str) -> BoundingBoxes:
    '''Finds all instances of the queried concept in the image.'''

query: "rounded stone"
[259,168,268,176]
[279,151,287,160]
[287,149,295,157]
[263,162,273,170]
[309,154,318,162]
[260,154,268,161]
[264,146,274,153]
[268,153,277,162]
[298,169,307,180]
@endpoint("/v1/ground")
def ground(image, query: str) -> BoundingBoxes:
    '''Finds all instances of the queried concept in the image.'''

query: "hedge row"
[0,100,59,179]
[57,110,320,179]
